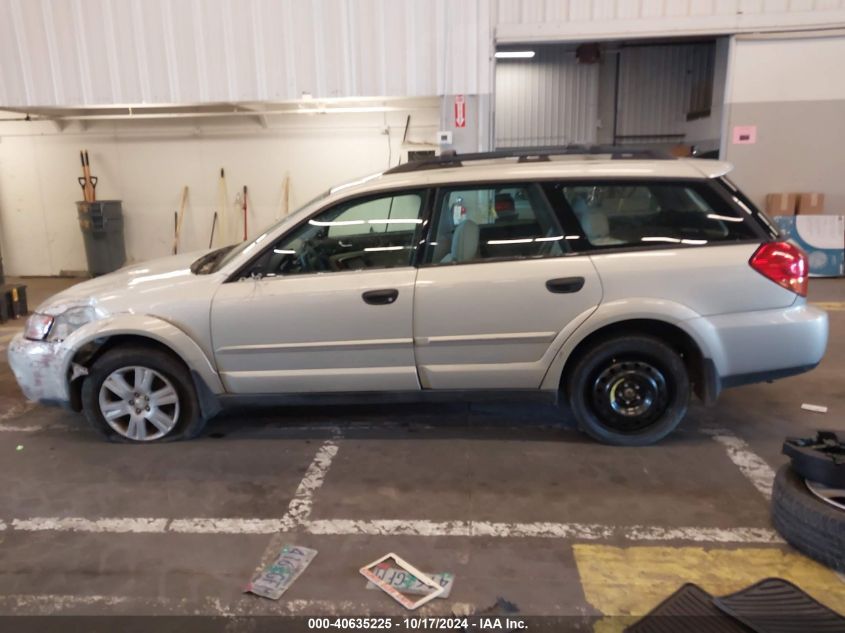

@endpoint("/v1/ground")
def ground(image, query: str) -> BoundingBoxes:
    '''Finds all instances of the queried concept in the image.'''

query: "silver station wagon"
[9,148,829,445]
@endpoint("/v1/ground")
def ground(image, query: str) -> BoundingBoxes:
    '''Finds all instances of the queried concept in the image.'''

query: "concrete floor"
[1,275,844,630]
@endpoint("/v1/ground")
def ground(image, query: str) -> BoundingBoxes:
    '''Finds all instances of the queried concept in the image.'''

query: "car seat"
[571,195,624,246]
[441,219,480,263]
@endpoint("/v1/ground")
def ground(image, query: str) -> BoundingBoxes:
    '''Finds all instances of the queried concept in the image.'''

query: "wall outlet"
[437,130,452,144]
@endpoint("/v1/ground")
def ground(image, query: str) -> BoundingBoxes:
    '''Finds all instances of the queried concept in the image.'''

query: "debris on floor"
[801,403,829,413]
[245,545,317,600]
[15,445,23,452]
[363,561,454,598]
[478,596,520,615]
[451,603,474,617]
[360,553,445,610]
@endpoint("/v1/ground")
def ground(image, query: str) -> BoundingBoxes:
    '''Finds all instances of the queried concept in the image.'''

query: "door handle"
[546,276,585,294]
[362,288,399,305]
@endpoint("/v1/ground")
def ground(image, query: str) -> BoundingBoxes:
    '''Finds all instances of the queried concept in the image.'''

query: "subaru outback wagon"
[9,148,828,446]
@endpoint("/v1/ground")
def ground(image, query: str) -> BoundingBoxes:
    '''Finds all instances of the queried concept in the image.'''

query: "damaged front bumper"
[7,333,72,407]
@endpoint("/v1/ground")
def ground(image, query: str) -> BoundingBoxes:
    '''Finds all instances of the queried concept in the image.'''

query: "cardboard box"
[668,144,693,158]
[797,192,825,215]
[773,215,845,277]
[766,193,797,216]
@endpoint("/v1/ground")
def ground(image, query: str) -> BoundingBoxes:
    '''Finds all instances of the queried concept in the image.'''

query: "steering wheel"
[298,242,331,273]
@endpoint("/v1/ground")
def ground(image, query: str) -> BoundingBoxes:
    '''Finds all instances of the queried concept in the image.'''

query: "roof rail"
[384,145,674,174]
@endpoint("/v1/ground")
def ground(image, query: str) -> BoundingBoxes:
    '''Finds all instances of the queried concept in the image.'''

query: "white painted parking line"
[705,428,776,500]
[0,594,132,613]
[2,431,785,544]
[0,423,70,433]
[169,517,293,534]
[306,519,780,543]
[247,437,342,579]
[4,515,782,543]
[306,519,470,537]
[11,517,168,533]
[0,593,401,616]
[624,525,782,543]
[473,521,614,540]
[286,439,339,525]
[0,402,36,423]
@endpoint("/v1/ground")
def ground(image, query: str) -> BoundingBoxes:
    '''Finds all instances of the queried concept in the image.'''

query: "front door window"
[254,190,426,277]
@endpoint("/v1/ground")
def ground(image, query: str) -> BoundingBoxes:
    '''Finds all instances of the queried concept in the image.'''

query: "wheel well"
[68,335,188,412]
[561,319,707,402]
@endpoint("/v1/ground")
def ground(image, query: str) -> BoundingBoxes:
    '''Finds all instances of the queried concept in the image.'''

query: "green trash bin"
[77,201,127,276]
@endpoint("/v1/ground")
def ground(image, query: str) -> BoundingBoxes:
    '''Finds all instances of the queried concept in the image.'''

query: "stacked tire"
[771,465,845,573]
[771,433,845,573]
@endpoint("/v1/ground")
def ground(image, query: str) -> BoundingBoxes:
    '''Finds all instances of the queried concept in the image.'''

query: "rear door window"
[423,183,567,265]
[542,181,758,249]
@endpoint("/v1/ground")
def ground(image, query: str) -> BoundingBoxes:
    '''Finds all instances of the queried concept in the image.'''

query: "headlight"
[48,306,99,341]
[24,313,54,341]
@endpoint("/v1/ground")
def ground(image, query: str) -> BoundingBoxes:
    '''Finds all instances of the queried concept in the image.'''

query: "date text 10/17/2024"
[307,617,528,630]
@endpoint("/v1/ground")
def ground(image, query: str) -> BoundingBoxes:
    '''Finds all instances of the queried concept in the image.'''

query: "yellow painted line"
[812,301,845,311]
[574,545,845,633]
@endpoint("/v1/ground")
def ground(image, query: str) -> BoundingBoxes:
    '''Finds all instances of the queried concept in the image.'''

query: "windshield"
[196,190,331,274]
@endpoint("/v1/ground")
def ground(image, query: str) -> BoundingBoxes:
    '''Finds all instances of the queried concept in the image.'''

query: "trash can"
[0,226,5,284]
[77,200,127,276]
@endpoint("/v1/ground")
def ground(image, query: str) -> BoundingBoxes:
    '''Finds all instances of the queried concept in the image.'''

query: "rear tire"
[81,346,206,443]
[771,465,845,573]
[566,335,689,446]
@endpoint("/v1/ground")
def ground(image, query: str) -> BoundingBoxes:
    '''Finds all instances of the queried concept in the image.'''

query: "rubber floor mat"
[625,583,753,633]
[714,577,845,633]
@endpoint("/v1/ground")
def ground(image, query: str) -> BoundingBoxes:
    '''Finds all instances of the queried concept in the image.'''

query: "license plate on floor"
[365,564,454,599]
[247,545,318,600]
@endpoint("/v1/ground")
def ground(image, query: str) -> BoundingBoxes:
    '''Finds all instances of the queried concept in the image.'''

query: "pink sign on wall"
[732,125,757,144]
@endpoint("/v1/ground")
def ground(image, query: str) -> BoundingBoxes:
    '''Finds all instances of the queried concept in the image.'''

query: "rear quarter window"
[542,180,759,250]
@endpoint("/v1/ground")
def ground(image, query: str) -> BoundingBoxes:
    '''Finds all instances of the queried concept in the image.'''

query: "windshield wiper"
[191,246,235,275]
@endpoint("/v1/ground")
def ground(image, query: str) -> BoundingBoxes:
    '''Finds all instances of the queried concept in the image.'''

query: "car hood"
[36,250,213,316]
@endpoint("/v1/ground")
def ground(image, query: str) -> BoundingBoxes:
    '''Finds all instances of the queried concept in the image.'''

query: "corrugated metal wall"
[615,43,714,144]
[0,0,492,107]
[494,47,598,147]
[496,0,845,42]
[615,45,691,144]
[4,0,845,108]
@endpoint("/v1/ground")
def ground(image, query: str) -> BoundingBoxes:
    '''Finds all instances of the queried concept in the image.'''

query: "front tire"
[566,335,689,446]
[81,346,206,442]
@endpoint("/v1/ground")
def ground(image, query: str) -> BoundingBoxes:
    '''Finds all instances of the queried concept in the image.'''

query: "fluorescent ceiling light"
[495,51,535,59]
[296,106,392,114]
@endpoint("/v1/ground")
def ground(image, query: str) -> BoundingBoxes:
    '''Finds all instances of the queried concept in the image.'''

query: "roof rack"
[384,145,674,174]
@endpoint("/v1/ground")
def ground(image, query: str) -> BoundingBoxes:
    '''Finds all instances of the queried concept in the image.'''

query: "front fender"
[539,298,712,390]
[62,313,225,394]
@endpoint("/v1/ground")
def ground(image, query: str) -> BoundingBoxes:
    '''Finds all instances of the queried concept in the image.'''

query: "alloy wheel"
[806,479,845,512]
[98,365,180,441]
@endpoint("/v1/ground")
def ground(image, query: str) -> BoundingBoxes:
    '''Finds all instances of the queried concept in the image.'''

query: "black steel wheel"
[566,335,689,446]
[591,359,670,433]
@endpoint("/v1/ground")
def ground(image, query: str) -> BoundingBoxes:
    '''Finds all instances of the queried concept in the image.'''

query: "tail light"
[749,241,808,297]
